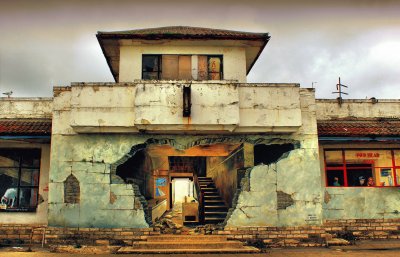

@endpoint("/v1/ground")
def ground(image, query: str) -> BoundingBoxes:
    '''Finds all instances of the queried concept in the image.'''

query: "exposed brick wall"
[0,225,154,246]
[221,219,400,247]
[0,219,399,247]
[64,174,80,204]
[276,191,294,210]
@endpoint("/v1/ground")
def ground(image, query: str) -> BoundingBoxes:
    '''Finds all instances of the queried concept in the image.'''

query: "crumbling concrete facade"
[46,81,320,228]
[0,27,399,239]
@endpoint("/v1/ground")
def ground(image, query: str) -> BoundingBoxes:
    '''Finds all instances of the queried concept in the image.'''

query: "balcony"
[65,81,302,134]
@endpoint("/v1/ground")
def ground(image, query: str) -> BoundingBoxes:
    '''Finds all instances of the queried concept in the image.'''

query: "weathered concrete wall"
[226,148,322,227]
[64,82,303,134]
[323,187,400,220]
[225,88,322,227]
[237,84,302,132]
[119,45,247,83]
[48,134,150,228]
[48,86,321,228]
[0,97,53,119]
[316,99,400,120]
[0,142,50,225]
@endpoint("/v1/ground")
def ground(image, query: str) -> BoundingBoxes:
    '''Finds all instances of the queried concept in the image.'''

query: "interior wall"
[116,150,153,199]
[206,147,244,207]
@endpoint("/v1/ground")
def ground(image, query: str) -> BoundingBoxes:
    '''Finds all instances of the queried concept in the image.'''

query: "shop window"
[0,149,41,211]
[325,149,399,187]
[142,54,223,81]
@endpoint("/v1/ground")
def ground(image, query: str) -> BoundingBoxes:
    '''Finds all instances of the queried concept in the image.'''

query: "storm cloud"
[0,0,399,99]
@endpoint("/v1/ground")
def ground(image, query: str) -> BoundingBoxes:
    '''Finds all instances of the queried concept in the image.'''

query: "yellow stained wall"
[119,45,247,83]
[0,142,50,225]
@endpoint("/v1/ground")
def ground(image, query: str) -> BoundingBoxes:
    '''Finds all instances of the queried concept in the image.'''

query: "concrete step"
[201,188,218,192]
[199,184,216,188]
[204,217,226,224]
[203,191,219,195]
[204,205,228,211]
[204,211,228,217]
[204,200,226,206]
[204,195,222,200]
[130,240,243,249]
[147,235,227,242]
[117,246,260,254]
[183,221,201,226]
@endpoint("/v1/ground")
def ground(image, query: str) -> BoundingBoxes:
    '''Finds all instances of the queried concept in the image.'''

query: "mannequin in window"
[367,177,375,187]
[332,177,341,186]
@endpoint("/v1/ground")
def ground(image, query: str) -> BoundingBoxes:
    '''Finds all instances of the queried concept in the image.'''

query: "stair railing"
[194,174,205,223]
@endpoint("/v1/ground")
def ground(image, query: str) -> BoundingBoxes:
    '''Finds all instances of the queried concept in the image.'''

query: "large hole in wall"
[111,138,247,228]
[254,143,295,166]
[116,149,153,197]
[111,138,299,228]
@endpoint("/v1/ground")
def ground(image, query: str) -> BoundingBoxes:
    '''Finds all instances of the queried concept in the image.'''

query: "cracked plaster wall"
[226,148,322,227]
[226,88,322,227]
[323,188,400,220]
[48,134,150,228]
[48,88,321,228]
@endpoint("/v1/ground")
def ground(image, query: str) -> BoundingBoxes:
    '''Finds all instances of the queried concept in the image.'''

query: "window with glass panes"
[324,149,400,187]
[142,54,223,80]
[0,149,41,211]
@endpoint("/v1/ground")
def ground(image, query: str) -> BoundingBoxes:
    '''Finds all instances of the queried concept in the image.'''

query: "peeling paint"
[324,190,331,204]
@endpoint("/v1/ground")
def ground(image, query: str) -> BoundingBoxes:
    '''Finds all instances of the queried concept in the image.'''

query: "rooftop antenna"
[332,77,348,106]
[312,82,317,88]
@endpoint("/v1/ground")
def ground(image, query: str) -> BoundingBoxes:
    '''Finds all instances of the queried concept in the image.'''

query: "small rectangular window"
[0,149,41,211]
[208,56,223,80]
[142,55,162,80]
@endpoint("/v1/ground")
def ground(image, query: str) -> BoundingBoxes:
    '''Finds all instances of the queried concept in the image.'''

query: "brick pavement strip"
[1,250,400,257]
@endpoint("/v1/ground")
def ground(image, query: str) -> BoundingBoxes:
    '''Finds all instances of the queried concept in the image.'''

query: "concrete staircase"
[117,235,260,253]
[198,176,229,224]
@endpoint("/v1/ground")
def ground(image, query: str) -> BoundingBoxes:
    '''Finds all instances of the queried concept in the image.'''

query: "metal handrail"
[193,174,204,223]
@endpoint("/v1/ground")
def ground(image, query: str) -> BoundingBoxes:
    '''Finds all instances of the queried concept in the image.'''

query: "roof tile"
[0,119,52,135]
[317,119,400,137]
[97,26,269,40]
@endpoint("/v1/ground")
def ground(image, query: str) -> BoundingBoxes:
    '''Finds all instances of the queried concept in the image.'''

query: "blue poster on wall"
[155,188,165,197]
[156,178,167,186]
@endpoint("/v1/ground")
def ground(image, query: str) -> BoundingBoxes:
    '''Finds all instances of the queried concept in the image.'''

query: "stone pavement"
[1,249,400,257]
[1,239,400,256]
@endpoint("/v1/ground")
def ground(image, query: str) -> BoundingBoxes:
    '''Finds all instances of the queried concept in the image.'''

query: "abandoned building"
[0,26,399,247]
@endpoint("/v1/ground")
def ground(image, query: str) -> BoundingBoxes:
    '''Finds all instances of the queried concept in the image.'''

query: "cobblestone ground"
[1,249,400,257]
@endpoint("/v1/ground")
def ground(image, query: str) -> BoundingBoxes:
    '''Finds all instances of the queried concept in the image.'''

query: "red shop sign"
[355,152,380,158]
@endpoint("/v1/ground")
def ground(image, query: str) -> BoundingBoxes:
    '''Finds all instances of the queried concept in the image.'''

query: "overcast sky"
[0,0,399,99]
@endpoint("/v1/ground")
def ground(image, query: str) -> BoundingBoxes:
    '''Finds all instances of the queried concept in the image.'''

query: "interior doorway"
[171,178,193,204]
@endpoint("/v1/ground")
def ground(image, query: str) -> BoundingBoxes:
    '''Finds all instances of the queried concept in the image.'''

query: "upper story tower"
[97,26,270,83]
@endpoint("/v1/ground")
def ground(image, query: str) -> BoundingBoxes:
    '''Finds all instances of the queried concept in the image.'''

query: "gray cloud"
[0,0,399,98]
